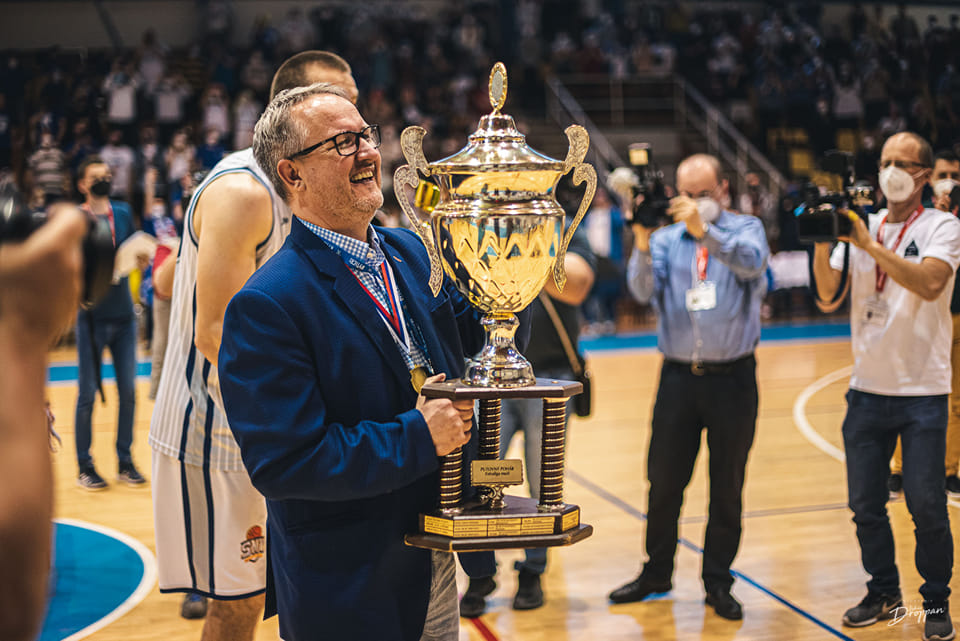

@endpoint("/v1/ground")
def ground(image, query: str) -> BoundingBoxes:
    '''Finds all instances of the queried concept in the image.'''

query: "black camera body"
[796,150,875,244]
[0,185,115,308]
[626,143,671,228]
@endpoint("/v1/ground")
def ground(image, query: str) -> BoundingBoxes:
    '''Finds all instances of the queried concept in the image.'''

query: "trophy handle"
[554,125,597,291]
[395,127,443,296]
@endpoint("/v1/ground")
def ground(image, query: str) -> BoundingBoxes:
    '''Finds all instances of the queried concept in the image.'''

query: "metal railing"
[545,76,627,189]
[675,77,787,199]
[545,74,787,200]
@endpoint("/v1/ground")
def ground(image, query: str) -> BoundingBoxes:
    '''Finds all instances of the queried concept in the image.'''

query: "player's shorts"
[152,449,267,598]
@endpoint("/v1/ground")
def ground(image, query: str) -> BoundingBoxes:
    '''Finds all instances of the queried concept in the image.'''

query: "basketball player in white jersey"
[149,51,357,641]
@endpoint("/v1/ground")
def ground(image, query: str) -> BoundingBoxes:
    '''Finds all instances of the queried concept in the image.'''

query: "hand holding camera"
[608,144,672,229]
[667,194,708,239]
[0,185,115,312]
[796,151,876,244]
[836,209,873,250]
[0,203,86,347]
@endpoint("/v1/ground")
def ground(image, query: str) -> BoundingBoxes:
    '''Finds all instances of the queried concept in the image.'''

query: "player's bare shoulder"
[193,172,274,243]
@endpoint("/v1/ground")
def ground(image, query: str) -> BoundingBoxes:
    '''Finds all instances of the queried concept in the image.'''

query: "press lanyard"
[350,260,412,353]
[696,246,709,282]
[82,202,116,245]
[875,206,922,292]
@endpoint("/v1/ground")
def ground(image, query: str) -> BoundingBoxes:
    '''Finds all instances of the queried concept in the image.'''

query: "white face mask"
[934,178,958,198]
[696,197,721,223]
[878,165,921,203]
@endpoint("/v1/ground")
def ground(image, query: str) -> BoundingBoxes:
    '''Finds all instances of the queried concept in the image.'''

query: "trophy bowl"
[395,62,597,387]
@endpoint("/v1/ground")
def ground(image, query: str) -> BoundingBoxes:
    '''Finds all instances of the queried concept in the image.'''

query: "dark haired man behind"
[148,51,358,636]
[74,156,144,491]
[889,149,960,497]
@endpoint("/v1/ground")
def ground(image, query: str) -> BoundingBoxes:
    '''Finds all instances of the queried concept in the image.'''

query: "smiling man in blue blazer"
[218,84,515,641]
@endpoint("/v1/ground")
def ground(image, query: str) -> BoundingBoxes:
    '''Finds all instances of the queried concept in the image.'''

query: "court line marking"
[567,470,857,641]
[54,518,158,641]
[792,366,960,508]
[678,501,850,525]
[467,616,500,641]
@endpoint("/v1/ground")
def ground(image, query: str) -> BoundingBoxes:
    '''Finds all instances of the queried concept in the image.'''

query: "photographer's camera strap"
[809,244,851,313]
[875,206,923,292]
[80,203,118,404]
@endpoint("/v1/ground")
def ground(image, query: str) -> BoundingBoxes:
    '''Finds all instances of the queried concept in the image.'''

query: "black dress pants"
[641,355,758,591]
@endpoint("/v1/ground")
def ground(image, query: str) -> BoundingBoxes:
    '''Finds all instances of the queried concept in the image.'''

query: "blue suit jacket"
[219,218,522,640]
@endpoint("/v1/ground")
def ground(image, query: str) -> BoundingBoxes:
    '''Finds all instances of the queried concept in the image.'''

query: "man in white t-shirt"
[812,132,960,641]
[99,129,135,201]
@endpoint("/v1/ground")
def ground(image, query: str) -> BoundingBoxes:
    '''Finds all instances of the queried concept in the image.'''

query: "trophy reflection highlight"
[396,63,595,551]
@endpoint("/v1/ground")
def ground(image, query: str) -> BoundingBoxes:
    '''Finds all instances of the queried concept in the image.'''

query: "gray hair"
[253,82,351,202]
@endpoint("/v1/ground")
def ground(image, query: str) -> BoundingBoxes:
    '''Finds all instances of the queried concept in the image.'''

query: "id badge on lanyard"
[863,207,922,328]
[685,245,717,311]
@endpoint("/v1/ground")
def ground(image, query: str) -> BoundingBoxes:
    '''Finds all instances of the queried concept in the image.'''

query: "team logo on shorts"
[240,525,265,563]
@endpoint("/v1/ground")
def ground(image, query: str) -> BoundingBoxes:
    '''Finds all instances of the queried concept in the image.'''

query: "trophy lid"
[428,62,566,175]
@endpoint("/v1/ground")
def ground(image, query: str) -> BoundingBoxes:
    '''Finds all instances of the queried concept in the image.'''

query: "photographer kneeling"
[609,153,768,620]
[811,132,960,640]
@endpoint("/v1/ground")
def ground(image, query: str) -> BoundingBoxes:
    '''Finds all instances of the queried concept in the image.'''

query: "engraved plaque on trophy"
[395,63,595,551]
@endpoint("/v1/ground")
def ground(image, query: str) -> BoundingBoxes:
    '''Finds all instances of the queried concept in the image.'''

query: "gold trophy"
[395,63,596,551]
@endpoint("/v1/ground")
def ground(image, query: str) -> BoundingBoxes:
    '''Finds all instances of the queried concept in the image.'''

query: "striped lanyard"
[696,245,709,282]
[351,259,412,353]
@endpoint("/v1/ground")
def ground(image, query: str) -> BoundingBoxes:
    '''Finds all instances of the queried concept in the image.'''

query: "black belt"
[664,354,754,376]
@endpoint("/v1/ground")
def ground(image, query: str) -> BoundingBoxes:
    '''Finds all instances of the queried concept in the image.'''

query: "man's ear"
[277,159,302,193]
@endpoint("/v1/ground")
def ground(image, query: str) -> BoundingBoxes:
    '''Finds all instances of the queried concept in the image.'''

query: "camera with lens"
[796,150,876,243]
[0,183,115,307]
[609,143,671,228]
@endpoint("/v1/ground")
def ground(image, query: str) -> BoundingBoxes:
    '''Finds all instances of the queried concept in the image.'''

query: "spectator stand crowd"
[6,1,959,332]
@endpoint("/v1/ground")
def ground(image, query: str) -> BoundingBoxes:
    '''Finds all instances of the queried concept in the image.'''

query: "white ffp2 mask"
[696,198,721,223]
[878,165,921,204]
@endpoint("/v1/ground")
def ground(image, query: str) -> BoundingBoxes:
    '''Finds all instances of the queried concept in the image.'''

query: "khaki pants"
[890,313,960,476]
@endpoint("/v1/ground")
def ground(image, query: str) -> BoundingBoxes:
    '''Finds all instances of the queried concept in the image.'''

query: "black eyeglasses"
[879,159,928,170]
[287,124,381,160]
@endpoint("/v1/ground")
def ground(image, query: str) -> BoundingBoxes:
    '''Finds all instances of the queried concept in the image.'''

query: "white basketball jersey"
[149,148,291,471]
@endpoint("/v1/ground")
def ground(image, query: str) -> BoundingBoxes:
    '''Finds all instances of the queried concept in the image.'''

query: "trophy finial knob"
[489,62,507,114]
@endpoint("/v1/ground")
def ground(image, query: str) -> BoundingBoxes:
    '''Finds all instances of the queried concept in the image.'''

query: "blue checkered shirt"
[299,218,433,373]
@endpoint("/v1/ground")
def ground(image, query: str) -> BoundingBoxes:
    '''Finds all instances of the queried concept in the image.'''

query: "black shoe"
[180,592,208,619]
[923,601,955,641]
[118,462,146,486]
[888,473,903,496]
[459,576,496,618]
[946,476,960,497]
[77,466,108,491]
[513,569,544,610]
[842,590,903,627]
[608,575,672,604]
[705,587,743,620]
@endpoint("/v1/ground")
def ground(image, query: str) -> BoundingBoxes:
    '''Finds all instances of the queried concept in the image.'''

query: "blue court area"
[39,520,154,641]
[579,320,850,352]
[46,321,851,384]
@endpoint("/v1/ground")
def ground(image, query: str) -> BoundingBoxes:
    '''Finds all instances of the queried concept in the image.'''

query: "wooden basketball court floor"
[43,330,957,641]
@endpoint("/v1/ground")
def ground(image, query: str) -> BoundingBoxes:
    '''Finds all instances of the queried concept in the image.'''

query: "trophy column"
[438,449,463,513]
[405,378,592,552]
[539,398,567,509]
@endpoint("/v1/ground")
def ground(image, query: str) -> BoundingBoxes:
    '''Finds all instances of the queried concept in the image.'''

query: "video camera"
[613,143,671,228]
[0,184,115,307]
[796,150,876,243]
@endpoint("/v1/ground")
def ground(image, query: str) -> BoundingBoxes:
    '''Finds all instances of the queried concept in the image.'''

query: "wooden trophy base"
[405,495,593,552]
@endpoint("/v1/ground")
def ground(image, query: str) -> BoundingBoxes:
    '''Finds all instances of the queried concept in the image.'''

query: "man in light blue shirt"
[609,153,769,620]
